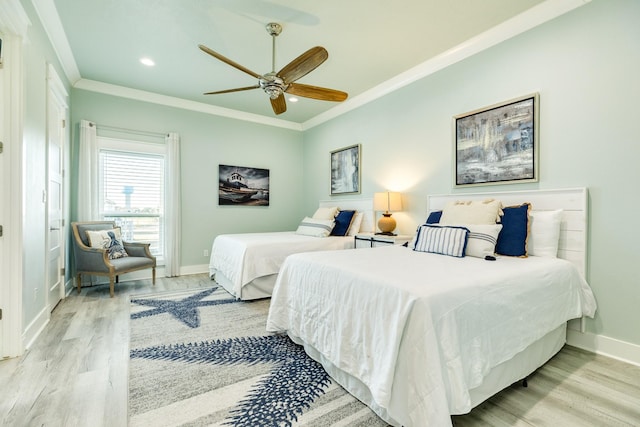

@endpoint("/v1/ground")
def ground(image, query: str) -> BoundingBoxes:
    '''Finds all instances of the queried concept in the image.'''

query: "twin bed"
[265,188,597,426]
[208,199,374,300]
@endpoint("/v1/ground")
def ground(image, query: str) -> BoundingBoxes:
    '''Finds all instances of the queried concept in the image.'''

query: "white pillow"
[440,199,503,225]
[347,211,364,236]
[451,223,502,258]
[413,224,468,258]
[312,206,339,220]
[296,217,335,237]
[528,210,563,257]
[85,228,129,259]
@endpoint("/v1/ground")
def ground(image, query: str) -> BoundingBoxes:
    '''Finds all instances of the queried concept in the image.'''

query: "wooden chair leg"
[109,276,115,298]
[76,273,82,294]
[152,267,156,285]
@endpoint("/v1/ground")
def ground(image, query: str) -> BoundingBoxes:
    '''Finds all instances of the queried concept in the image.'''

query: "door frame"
[0,1,29,359]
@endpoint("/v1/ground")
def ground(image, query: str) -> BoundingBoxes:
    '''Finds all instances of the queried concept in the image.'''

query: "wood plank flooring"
[1,274,639,427]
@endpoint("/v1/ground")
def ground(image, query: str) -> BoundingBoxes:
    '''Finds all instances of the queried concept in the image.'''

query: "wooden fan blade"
[203,85,260,95]
[270,94,287,115]
[277,46,328,84]
[286,83,348,102]
[198,44,262,79]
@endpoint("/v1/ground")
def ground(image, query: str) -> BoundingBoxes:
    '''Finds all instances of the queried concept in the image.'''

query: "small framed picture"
[330,144,361,195]
[454,93,539,187]
[218,164,269,206]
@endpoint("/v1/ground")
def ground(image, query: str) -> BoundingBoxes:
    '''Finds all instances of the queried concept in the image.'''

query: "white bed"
[266,188,597,426]
[209,199,374,300]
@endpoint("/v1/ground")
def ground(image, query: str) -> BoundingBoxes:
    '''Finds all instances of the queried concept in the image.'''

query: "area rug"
[128,286,388,426]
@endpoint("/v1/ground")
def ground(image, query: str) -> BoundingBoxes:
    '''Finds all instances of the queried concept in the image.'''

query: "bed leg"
[522,378,528,388]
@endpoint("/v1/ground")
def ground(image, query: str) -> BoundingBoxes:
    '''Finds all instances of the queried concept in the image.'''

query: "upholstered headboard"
[319,198,375,234]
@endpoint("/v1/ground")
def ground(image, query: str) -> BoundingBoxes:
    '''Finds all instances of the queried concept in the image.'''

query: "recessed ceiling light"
[140,57,155,67]
[288,97,298,103]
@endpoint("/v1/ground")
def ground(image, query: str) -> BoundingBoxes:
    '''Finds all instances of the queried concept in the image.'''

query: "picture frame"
[453,93,539,187]
[330,144,361,195]
[218,164,270,206]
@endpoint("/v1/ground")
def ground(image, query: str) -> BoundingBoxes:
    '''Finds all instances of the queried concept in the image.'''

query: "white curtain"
[164,132,182,277]
[77,120,98,221]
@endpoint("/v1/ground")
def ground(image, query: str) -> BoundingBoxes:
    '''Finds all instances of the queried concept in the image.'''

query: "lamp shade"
[373,191,403,213]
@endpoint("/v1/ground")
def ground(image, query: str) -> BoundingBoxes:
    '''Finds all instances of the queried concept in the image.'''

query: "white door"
[46,67,68,312]
[0,33,6,355]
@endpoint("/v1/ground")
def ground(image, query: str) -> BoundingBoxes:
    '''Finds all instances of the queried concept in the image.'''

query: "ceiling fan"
[199,22,348,115]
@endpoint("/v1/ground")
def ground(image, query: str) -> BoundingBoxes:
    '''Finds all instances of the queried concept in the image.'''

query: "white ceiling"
[36,0,588,127]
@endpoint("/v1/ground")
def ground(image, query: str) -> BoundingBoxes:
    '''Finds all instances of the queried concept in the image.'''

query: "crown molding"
[74,79,304,131]
[31,0,81,83]
[302,0,591,130]
[0,0,31,38]
[38,0,590,130]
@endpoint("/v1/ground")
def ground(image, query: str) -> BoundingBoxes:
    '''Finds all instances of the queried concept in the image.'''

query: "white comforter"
[266,245,597,426]
[208,232,354,298]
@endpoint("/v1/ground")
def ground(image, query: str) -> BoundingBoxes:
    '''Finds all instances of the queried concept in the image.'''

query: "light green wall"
[302,0,640,346]
[69,90,305,267]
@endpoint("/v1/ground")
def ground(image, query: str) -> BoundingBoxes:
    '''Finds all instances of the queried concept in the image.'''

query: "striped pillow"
[295,217,335,237]
[459,223,502,258]
[413,224,469,258]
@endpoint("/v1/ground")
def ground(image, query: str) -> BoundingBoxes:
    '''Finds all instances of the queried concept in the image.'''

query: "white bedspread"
[266,245,597,427]
[208,232,354,298]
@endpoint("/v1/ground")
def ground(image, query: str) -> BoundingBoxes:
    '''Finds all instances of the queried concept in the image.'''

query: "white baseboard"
[22,306,50,350]
[180,264,209,276]
[567,329,640,367]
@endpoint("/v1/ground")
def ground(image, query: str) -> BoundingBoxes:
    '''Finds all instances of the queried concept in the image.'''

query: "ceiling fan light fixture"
[260,73,286,99]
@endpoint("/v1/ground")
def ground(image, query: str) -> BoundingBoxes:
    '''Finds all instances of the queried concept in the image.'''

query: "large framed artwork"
[218,164,269,206]
[454,93,539,187]
[330,144,361,195]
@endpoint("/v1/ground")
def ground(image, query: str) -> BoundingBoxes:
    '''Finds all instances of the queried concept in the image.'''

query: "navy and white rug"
[128,287,389,426]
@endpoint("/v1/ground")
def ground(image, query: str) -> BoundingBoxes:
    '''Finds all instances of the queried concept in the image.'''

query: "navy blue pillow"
[330,210,356,236]
[495,203,531,257]
[426,210,442,224]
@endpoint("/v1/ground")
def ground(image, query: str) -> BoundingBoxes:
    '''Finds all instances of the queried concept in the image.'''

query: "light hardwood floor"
[1,274,639,427]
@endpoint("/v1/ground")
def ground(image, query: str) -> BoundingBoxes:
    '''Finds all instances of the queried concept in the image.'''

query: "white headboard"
[319,198,375,233]
[427,188,588,279]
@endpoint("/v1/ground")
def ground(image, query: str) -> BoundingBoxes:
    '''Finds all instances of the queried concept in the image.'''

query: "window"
[98,137,165,258]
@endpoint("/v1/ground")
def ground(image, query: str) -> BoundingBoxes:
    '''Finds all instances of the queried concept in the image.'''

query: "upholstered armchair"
[71,221,156,297]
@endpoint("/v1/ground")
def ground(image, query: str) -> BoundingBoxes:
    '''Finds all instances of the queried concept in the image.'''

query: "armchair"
[71,221,156,297]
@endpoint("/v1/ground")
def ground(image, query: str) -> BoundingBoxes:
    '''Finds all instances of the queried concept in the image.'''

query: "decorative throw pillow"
[85,228,129,260]
[495,203,531,257]
[312,206,339,220]
[449,223,503,258]
[529,209,563,258]
[347,211,365,236]
[331,210,356,236]
[426,210,442,224]
[440,199,503,225]
[413,224,469,258]
[296,217,335,237]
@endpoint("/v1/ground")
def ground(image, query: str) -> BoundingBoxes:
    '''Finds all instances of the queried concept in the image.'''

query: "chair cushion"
[110,256,155,272]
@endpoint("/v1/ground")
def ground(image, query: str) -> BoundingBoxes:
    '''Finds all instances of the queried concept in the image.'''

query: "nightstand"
[354,233,413,249]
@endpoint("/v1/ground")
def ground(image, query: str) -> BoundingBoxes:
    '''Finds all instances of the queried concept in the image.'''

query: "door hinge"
[60,267,65,276]
[0,308,3,320]
[62,119,66,128]
[0,225,3,237]
[0,141,3,153]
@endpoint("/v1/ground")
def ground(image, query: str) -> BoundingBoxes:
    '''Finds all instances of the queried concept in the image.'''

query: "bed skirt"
[288,323,567,426]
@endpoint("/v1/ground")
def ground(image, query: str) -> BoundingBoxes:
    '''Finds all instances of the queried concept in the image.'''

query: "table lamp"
[373,191,402,235]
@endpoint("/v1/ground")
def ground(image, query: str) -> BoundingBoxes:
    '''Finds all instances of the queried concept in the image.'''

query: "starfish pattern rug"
[128,286,389,426]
